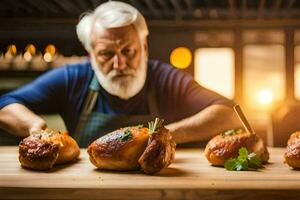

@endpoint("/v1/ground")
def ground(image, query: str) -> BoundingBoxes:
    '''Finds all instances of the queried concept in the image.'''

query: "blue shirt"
[0,59,234,135]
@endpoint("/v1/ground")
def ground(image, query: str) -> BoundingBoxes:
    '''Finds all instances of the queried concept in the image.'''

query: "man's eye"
[122,49,135,57]
[98,51,114,59]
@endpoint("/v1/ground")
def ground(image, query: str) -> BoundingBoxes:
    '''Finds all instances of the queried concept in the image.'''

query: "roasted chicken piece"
[204,129,269,166]
[284,131,300,169]
[87,118,176,174]
[88,127,150,171]
[19,129,80,170]
[138,126,176,174]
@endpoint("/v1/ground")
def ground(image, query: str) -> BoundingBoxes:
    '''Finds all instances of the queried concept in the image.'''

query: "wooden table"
[1,146,300,200]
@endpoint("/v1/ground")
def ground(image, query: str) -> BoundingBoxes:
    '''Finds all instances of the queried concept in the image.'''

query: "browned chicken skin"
[87,121,176,174]
[284,131,300,169]
[19,129,80,170]
[88,127,150,171]
[204,130,269,166]
[138,127,176,174]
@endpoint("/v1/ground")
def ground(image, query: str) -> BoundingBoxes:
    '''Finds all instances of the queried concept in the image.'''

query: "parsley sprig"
[224,147,263,171]
[119,129,132,141]
[221,129,243,137]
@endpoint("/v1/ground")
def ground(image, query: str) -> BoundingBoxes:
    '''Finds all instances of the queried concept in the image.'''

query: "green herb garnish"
[136,124,144,129]
[224,147,263,171]
[119,129,132,141]
[148,118,164,135]
[221,129,243,137]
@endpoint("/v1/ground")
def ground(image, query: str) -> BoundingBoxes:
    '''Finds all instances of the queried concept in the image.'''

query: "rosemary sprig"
[148,118,164,135]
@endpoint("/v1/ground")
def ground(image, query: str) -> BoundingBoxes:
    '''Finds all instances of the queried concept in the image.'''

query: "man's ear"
[143,40,148,56]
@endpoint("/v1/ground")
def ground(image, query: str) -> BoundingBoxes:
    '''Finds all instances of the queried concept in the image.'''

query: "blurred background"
[1,0,300,147]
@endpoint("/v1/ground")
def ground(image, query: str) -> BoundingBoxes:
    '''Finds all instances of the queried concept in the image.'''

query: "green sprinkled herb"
[119,129,132,141]
[136,125,144,129]
[221,129,243,137]
[148,118,164,135]
[224,147,263,171]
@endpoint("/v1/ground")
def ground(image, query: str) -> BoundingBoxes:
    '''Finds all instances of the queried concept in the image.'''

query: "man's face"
[90,25,148,99]
[91,25,144,75]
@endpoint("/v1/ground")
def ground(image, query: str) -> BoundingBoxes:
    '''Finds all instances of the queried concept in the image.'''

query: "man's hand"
[0,103,47,137]
[166,104,242,144]
[29,121,47,135]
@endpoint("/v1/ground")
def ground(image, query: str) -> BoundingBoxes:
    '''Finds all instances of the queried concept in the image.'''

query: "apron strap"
[73,73,160,141]
[73,74,100,141]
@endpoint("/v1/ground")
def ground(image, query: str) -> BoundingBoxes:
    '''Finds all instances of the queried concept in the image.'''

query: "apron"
[73,74,159,147]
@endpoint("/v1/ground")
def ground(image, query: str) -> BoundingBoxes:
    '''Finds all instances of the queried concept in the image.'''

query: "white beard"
[90,51,147,100]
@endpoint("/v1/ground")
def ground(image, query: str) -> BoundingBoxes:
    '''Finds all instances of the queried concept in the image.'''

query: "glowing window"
[170,47,192,69]
[243,45,285,111]
[194,48,235,99]
[295,46,300,100]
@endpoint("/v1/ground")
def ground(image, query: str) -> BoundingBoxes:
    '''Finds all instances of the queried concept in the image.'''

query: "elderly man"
[0,1,240,147]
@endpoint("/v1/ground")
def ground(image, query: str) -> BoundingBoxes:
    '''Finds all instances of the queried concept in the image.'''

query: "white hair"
[76,1,149,52]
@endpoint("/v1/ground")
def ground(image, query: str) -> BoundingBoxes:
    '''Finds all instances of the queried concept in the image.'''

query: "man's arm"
[166,104,241,144]
[0,103,47,138]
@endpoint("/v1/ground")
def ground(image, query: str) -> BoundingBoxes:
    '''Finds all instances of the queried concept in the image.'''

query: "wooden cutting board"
[0,146,300,200]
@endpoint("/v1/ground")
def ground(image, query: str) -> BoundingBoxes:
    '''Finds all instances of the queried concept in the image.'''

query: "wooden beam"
[2,17,300,28]
[144,0,162,19]
[184,0,193,10]
[24,0,45,15]
[258,0,265,19]
[285,28,295,102]
[284,0,296,18]
[88,0,99,9]
[272,0,282,11]
[183,0,194,18]
[286,0,295,9]
[58,0,82,14]
[170,0,184,20]
[147,18,300,28]
[242,0,247,18]
[156,0,172,18]
[234,29,243,104]
[51,0,75,14]
[128,0,153,18]
[10,0,33,16]
[73,0,91,12]
[228,0,236,18]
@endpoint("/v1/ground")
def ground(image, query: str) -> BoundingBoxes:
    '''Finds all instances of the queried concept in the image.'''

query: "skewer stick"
[233,104,255,135]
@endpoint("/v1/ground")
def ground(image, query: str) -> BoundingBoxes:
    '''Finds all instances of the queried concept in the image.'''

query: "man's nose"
[113,53,127,70]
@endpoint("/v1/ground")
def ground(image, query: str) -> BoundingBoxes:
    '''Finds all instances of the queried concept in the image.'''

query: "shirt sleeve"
[151,60,235,122]
[0,66,68,115]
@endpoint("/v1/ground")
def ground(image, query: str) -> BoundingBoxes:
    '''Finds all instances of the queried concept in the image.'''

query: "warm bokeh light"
[43,52,52,62]
[23,44,36,61]
[45,44,56,56]
[44,44,56,62]
[257,89,273,105]
[23,52,32,61]
[45,44,56,55]
[170,47,192,69]
[5,44,17,58]
[194,48,235,99]
[243,45,285,110]
[25,44,36,55]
